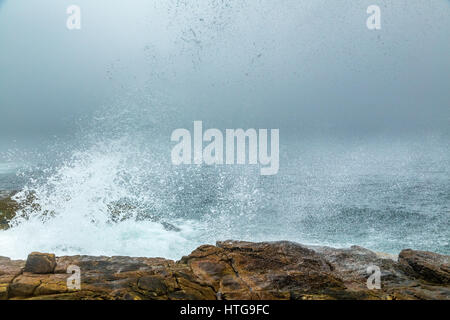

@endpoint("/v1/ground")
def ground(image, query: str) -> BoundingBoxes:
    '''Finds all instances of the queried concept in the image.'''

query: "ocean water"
[0,0,449,259]
[0,125,449,259]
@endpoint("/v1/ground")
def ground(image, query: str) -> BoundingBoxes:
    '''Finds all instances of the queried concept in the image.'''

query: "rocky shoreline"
[0,191,18,230]
[1,191,449,300]
[0,240,449,300]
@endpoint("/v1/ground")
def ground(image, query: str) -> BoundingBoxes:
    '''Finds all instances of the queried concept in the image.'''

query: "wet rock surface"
[0,241,448,300]
[398,249,449,285]
[0,191,18,230]
[24,252,57,274]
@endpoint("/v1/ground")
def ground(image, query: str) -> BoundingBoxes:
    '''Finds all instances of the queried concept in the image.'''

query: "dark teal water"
[0,135,448,259]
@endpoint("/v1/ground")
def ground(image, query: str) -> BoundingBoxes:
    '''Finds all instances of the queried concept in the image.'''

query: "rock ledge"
[0,241,448,300]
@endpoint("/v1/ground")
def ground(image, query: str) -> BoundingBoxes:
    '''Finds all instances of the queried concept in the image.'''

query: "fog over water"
[1,0,449,140]
[0,1,448,258]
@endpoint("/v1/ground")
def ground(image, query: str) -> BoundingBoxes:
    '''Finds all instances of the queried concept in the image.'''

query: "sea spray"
[0,125,263,259]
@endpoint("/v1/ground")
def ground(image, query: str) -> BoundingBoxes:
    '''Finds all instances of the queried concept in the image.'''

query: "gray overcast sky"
[0,0,449,142]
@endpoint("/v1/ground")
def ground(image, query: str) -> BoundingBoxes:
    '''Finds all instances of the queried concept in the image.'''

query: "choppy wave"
[0,0,449,259]
[0,163,17,175]
[0,106,265,259]
[1,127,449,259]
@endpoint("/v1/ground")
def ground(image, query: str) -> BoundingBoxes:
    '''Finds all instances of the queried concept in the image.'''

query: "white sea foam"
[0,131,262,259]
[0,216,203,260]
[1,134,449,258]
